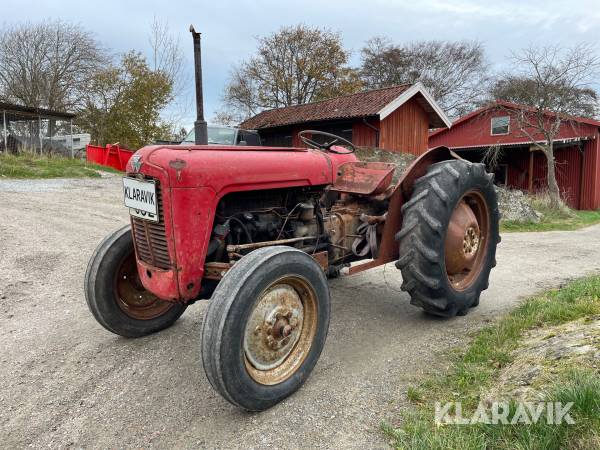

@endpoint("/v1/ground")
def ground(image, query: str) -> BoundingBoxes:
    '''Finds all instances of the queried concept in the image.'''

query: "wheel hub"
[444,192,490,291]
[463,226,480,255]
[244,284,304,371]
[114,252,174,320]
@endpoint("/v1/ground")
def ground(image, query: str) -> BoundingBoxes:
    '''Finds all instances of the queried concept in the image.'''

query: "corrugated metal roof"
[0,101,76,119]
[241,85,413,129]
[430,100,600,139]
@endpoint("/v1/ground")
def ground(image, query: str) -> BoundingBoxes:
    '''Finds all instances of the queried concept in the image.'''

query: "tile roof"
[240,85,412,130]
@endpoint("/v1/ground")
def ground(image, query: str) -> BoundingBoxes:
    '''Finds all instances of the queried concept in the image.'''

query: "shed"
[0,101,77,156]
[429,101,600,210]
[240,83,451,156]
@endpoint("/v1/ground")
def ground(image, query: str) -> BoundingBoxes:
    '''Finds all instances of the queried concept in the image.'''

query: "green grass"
[501,196,600,232]
[384,275,600,450]
[502,210,600,232]
[0,152,121,179]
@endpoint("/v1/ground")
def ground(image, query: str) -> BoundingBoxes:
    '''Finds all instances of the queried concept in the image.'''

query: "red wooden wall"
[429,108,600,149]
[352,119,379,147]
[380,97,429,156]
[580,137,600,210]
[501,146,583,209]
[430,107,600,210]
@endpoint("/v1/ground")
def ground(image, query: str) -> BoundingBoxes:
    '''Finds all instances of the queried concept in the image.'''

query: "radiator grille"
[131,182,172,269]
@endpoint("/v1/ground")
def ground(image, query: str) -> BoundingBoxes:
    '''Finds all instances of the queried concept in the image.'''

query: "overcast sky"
[4,0,600,127]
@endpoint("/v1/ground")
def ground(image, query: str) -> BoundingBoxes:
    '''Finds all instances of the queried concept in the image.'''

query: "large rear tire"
[84,225,186,338]
[201,246,330,411]
[395,160,500,317]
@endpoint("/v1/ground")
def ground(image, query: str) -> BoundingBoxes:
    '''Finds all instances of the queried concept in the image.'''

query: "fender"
[348,146,461,274]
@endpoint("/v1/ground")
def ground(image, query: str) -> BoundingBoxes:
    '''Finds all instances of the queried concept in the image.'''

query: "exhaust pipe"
[190,25,208,145]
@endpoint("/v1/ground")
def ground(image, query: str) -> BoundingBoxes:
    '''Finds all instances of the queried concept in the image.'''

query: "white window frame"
[490,116,510,136]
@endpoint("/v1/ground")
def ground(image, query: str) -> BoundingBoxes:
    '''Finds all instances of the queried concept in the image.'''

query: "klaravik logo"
[434,401,575,425]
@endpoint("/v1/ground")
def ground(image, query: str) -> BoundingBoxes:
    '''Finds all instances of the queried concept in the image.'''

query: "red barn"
[429,101,600,210]
[240,83,451,156]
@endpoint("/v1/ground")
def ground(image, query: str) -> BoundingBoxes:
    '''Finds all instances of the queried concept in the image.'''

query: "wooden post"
[38,115,43,154]
[579,143,586,210]
[528,147,535,192]
[70,119,74,158]
[2,110,6,152]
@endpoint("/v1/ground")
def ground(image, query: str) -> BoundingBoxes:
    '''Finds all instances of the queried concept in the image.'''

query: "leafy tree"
[360,38,489,117]
[222,25,362,120]
[0,20,107,111]
[78,52,173,149]
[489,44,600,208]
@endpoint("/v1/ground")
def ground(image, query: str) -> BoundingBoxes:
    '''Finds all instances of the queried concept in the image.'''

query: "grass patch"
[0,152,120,179]
[502,210,600,232]
[501,196,600,232]
[406,386,424,404]
[384,275,600,449]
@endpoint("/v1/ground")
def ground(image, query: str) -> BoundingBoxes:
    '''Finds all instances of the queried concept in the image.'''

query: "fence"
[0,103,82,157]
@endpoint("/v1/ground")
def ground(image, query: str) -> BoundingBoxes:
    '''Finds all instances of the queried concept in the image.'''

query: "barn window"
[491,116,510,135]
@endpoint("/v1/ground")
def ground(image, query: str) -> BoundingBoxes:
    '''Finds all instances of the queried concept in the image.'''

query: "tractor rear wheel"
[84,225,187,337]
[201,246,330,411]
[395,160,500,317]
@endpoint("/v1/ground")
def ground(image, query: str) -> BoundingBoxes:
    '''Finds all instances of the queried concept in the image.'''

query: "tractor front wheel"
[84,225,187,337]
[201,246,330,411]
[396,160,500,317]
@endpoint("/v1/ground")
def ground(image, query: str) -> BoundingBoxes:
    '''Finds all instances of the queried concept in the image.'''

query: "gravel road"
[1,176,599,449]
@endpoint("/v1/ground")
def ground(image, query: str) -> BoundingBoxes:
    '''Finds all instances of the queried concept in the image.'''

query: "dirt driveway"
[1,176,599,449]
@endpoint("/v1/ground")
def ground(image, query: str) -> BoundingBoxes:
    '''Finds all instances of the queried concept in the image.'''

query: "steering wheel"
[298,130,356,154]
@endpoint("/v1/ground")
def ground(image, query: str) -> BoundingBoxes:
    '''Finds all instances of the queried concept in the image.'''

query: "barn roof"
[430,100,600,138]
[240,83,451,130]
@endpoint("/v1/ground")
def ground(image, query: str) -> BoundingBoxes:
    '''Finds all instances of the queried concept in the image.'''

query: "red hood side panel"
[130,145,357,190]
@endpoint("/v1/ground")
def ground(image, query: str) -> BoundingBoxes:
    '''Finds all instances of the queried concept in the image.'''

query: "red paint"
[351,120,378,147]
[429,102,600,210]
[380,97,429,156]
[429,107,599,149]
[128,144,357,301]
[500,146,583,209]
[86,144,134,171]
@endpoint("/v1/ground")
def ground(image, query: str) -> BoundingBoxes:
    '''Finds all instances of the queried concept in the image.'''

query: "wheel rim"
[113,251,174,320]
[444,190,490,291]
[243,276,318,385]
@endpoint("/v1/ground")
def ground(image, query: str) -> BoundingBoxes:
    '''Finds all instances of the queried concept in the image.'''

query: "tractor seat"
[331,161,396,196]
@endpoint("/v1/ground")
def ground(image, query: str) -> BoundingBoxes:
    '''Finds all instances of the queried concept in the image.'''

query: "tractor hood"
[127,144,357,191]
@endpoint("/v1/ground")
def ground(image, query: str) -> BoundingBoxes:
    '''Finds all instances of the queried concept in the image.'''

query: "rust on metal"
[330,161,396,196]
[444,200,479,274]
[169,158,187,181]
[204,262,232,280]
[226,236,317,253]
[311,250,329,271]
[349,146,461,275]
[445,191,490,290]
[114,250,175,319]
[243,276,318,385]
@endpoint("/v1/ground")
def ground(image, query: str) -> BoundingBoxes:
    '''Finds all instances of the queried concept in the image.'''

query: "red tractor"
[84,28,500,411]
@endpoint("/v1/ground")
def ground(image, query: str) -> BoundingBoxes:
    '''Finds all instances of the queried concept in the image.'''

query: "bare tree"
[222,25,362,120]
[490,44,600,208]
[148,17,187,97]
[360,38,490,117]
[0,20,107,111]
[482,144,504,172]
[212,110,243,126]
[147,17,190,135]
